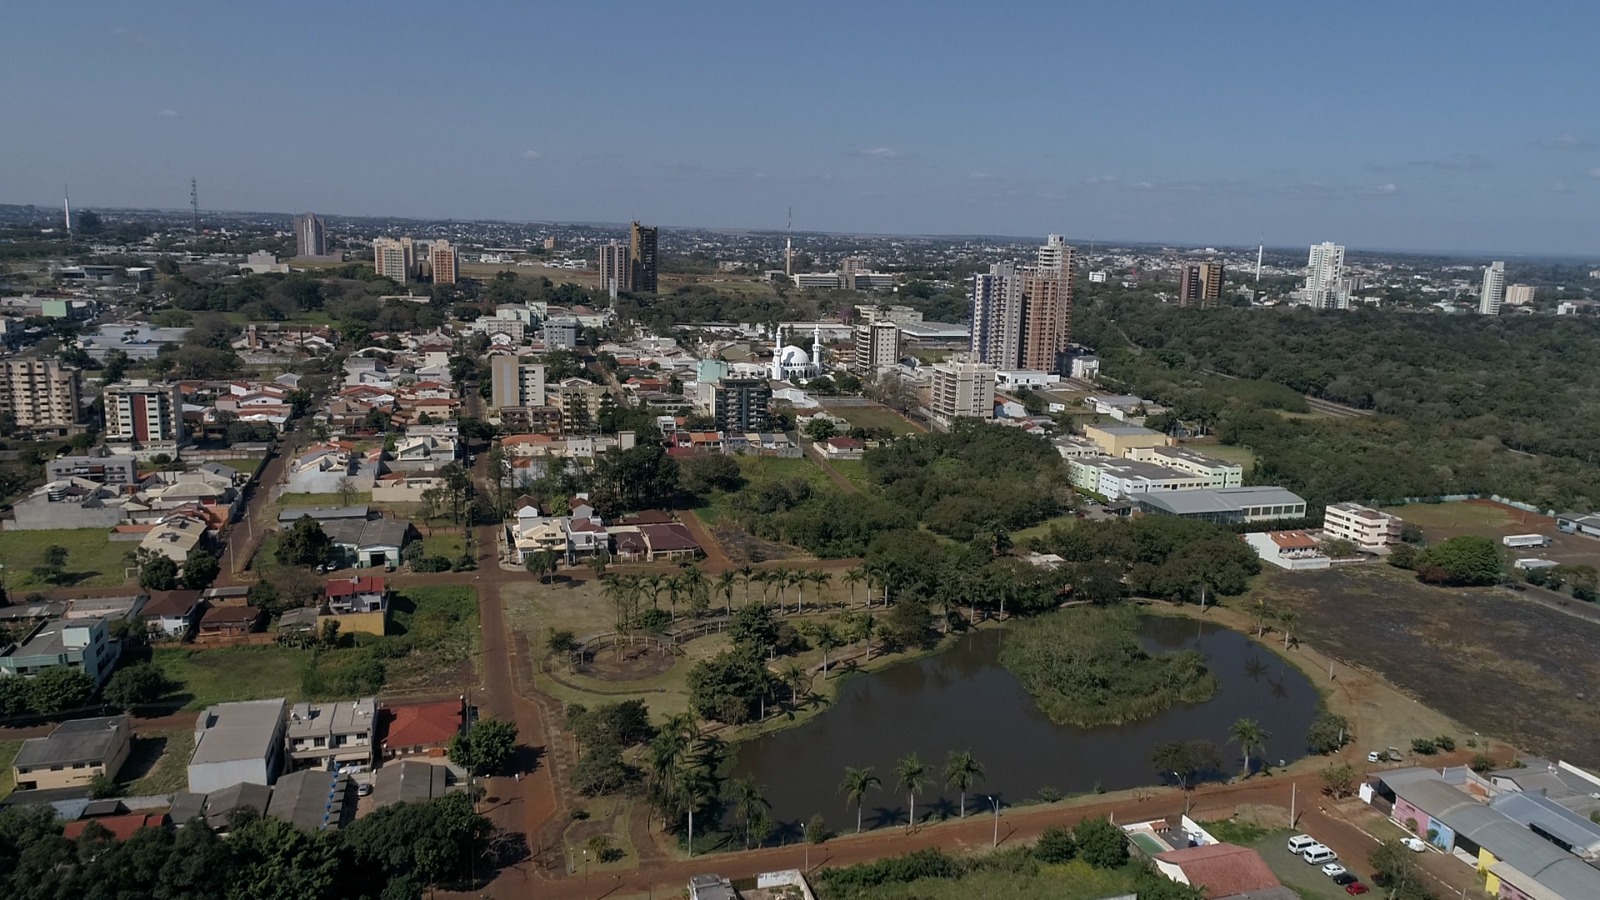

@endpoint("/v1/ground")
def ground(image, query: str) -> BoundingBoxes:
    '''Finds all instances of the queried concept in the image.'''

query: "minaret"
[811,324,823,374]
[770,325,783,380]
[785,207,793,277]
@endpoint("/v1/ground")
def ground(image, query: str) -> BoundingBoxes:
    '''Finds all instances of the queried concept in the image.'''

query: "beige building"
[489,357,547,412]
[429,240,457,285]
[1504,284,1536,306]
[598,240,632,294]
[0,359,83,436]
[1082,423,1171,457]
[12,715,131,791]
[373,237,415,282]
[852,320,900,374]
[1322,502,1403,551]
[1127,445,1243,488]
[930,359,996,421]
[103,380,184,445]
[554,379,614,433]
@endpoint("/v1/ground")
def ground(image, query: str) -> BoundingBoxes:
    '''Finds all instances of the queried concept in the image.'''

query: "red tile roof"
[64,813,168,841]
[1154,843,1281,899]
[381,700,463,749]
[142,590,204,617]
[1268,530,1318,550]
[640,523,700,552]
[326,576,386,599]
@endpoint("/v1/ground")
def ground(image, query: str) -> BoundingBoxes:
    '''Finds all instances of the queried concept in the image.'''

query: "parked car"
[1322,863,1348,878]
[1287,834,1319,854]
[1401,837,1428,852]
[1367,751,1384,763]
[1345,883,1369,895]
[357,782,373,797]
[1332,873,1359,886]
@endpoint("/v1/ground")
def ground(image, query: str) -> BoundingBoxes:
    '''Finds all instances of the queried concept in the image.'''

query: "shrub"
[1469,754,1497,773]
[1034,825,1077,863]
[1435,735,1456,752]
[1411,738,1438,755]
[412,556,452,573]
[1074,817,1129,869]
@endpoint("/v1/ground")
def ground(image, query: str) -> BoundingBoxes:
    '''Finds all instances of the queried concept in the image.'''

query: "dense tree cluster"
[729,477,912,558]
[1412,535,1504,586]
[0,793,492,900]
[1027,515,1262,603]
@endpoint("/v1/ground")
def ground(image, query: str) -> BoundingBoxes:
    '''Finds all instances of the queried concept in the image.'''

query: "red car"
[1345,884,1369,895]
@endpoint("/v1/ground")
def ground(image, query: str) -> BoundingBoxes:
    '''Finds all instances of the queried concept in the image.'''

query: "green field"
[697,455,836,524]
[421,531,466,558]
[1379,501,1515,530]
[151,645,307,710]
[815,858,1144,900]
[828,458,872,489]
[834,404,923,434]
[0,741,19,798]
[0,528,131,589]
[275,491,372,510]
[213,458,264,475]
[1186,442,1257,468]
[1012,514,1081,543]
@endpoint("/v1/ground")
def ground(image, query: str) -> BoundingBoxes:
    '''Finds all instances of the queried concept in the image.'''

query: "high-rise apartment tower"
[1305,242,1346,309]
[293,213,327,258]
[630,222,658,294]
[1479,261,1505,316]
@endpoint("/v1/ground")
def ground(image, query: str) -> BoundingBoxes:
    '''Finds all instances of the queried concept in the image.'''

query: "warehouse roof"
[15,716,128,769]
[191,698,286,766]
[1138,486,1306,516]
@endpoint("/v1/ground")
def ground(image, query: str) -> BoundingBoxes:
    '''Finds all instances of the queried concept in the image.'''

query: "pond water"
[726,615,1319,835]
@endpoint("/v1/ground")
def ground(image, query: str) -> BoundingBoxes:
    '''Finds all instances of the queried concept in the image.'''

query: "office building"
[373,237,415,282]
[1480,261,1506,316]
[293,213,327,258]
[930,359,996,421]
[188,698,288,793]
[0,359,83,437]
[1323,502,1403,551]
[710,378,772,432]
[1504,284,1535,306]
[1305,242,1346,309]
[103,380,185,445]
[852,320,901,374]
[1126,445,1244,488]
[1179,261,1224,307]
[598,240,632,294]
[45,448,139,486]
[429,240,457,285]
[630,222,658,293]
[11,716,132,792]
[967,235,1075,373]
[489,357,547,411]
[543,316,579,350]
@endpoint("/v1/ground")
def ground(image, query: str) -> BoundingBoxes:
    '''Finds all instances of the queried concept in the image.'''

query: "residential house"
[1243,531,1331,571]
[285,697,378,770]
[1152,843,1288,900]
[371,472,444,503]
[322,574,387,639]
[276,505,370,528]
[371,760,452,808]
[195,605,264,643]
[609,523,702,562]
[378,698,464,760]
[11,716,132,791]
[821,437,865,460]
[142,590,206,639]
[321,518,416,569]
[0,617,120,687]
[61,813,169,842]
[137,509,208,564]
[187,698,288,793]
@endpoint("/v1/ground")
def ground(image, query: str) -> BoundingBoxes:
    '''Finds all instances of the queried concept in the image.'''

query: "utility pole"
[190,178,200,235]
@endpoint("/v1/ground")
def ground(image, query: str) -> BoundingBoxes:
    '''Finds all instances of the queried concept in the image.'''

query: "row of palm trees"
[838,749,985,835]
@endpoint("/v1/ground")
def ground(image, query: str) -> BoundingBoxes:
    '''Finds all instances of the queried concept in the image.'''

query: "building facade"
[1179,261,1224,307]
[598,240,632,294]
[293,213,327,258]
[969,262,1022,369]
[285,698,377,770]
[1480,261,1505,316]
[429,240,457,285]
[0,359,83,436]
[929,359,996,421]
[1323,502,1403,551]
[12,716,132,792]
[852,320,901,374]
[104,380,185,445]
[630,222,658,293]
[489,358,547,411]
[1306,242,1346,309]
[188,698,288,793]
[1504,283,1535,306]
[968,236,1074,373]
[372,237,415,282]
[710,378,772,431]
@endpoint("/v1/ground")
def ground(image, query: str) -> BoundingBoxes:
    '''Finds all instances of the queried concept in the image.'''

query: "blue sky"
[3,1,1598,254]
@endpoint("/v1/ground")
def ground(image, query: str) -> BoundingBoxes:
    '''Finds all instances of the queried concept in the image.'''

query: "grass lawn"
[383,585,480,695]
[421,531,466,558]
[151,645,306,710]
[1379,501,1512,530]
[0,741,19,799]
[813,858,1144,900]
[834,404,923,434]
[122,728,194,796]
[828,458,872,490]
[213,458,264,476]
[276,491,372,510]
[697,455,837,525]
[1246,828,1357,900]
[1011,514,1081,543]
[0,528,132,589]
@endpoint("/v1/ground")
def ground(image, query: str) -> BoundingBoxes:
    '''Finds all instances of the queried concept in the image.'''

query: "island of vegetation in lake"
[1000,608,1218,727]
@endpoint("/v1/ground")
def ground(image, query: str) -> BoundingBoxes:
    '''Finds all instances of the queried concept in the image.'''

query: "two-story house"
[285,697,378,771]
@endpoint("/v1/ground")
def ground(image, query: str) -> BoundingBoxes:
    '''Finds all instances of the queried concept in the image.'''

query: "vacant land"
[275,491,371,511]
[1184,441,1257,469]
[212,458,264,476]
[123,728,194,795]
[827,458,871,490]
[1380,500,1600,569]
[0,528,130,589]
[815,858,1145,900]
[422,530,466,558]
[696,455,835,526]
[1242,565,1600,766]
[832,403,924,434]
[1383,501,1517,531]
[0,740,18,798]
[1013,514,1080,543]
[151,645,306,710]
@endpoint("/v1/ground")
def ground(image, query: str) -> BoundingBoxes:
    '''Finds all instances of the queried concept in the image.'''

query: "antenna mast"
[785,207,793,277]
[190,178,200,235]
[63,185,72,239]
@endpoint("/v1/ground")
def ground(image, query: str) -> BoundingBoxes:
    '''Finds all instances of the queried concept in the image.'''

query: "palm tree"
[811,570,833,607]
[943,750,985,819]
[739,565,755,606]
[894,753,929,830]
[842,566,865,607]
[1228,718,1271,778]
[1278,608,1299,649]
[645,574,667,611]
[730,777,771,849]
[780,662,807,707]
[678,765,714,856]
[715,571,738,616]
[839,766,882,834]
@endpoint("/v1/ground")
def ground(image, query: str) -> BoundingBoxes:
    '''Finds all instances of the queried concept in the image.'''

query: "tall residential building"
[293,213,327,258]
[968,235,1075,373]
[629,222,658,293]
[852,320,901,374]
[1504,284,1536,306]
[969,262,1022,369]
[710,378,772,432]
[1179,261,1225,307]
[373,237,415,282]
[1479,261,1506,316]
[597,240,632,294]
[103,380,184,445]
[930,359,996,421]
[429,240,457,285]
[489,358,547,411]
[0,359,83,436]
[1305,242,1345,309]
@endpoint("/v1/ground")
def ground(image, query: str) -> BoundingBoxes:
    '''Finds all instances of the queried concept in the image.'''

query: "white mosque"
[768,324,824,381]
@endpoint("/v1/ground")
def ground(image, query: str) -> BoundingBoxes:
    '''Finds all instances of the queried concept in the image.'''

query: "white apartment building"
[103,380,185,446]
[1305,242,1346,309]
[0,359,83,436]
[1479,261,1506,316]
[373,237,415,282]
[597,240,631,294]
[1322,502,1403,551]
[929,359,996,421]
[1067,457,1212,499]
[1504,284,1535,306]
[489,357,547,411]
[969,262,1022,369]
[1127,446,1244,488]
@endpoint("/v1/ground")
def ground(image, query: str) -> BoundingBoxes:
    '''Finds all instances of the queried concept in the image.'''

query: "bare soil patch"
[574,643,677,682]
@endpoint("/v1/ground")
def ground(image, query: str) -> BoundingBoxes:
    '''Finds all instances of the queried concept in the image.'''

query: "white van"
[1302,845,1338,865]
[1286,834,1319,854]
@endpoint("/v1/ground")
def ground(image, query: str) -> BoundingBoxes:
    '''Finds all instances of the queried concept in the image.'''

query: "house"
[285,697,377,770]
[639,523,702,561]
[0,617,120,687]
[325,576,387,614]
[142,590,206,638]
[321,518,416,568]
[12,716,132,791]
[62,812,169,841]
[378,698,465,760]
[1152,843,1287,900]
[371,471,444,502]
[1243,531,1331,571]
[821,436,865,460]
[371,759,452,809]
[195,605,264,642]
[138,511,208,564]
[188,698,288,793]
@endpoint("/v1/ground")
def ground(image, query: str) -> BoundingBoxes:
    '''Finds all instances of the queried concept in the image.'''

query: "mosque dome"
[778,346,811,367]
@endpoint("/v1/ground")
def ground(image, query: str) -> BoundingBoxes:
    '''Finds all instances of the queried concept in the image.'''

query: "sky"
[3,1,1599,255]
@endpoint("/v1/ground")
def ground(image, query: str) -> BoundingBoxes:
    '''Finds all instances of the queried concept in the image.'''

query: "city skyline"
[4,2,1600,255]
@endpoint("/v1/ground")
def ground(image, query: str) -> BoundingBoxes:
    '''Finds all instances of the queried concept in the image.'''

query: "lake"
[726,614,1319,835]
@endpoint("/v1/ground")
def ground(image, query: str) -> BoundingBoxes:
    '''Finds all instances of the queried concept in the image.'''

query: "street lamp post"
[987,795,1000,848]
[800,822,809,871]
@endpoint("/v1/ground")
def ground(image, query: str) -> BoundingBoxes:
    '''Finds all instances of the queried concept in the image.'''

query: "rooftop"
[381,699,463,749]
[14,716,128,769]
[287,697,377,739]
[1138,486,1307,516]
[191,698,287,766]
[325,576,386,599]
[1086,423,1163,436]
[267,769,351,831]
[276,505,370,525]
[371,760,450,809]
[1154,843,1282,899]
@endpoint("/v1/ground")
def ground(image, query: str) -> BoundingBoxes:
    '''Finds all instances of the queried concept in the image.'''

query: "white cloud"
[521,149,541,160]
[1543,134,1595,150]
[1084,175,1116,185]
[1366,183,1399,194]
[859,146,903,159]
[158,108,179,117]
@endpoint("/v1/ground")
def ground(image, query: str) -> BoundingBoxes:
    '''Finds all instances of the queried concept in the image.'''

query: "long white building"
[1305,242,1346,309]
[1480,261,1506,316]
[1323,502,1403,551]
